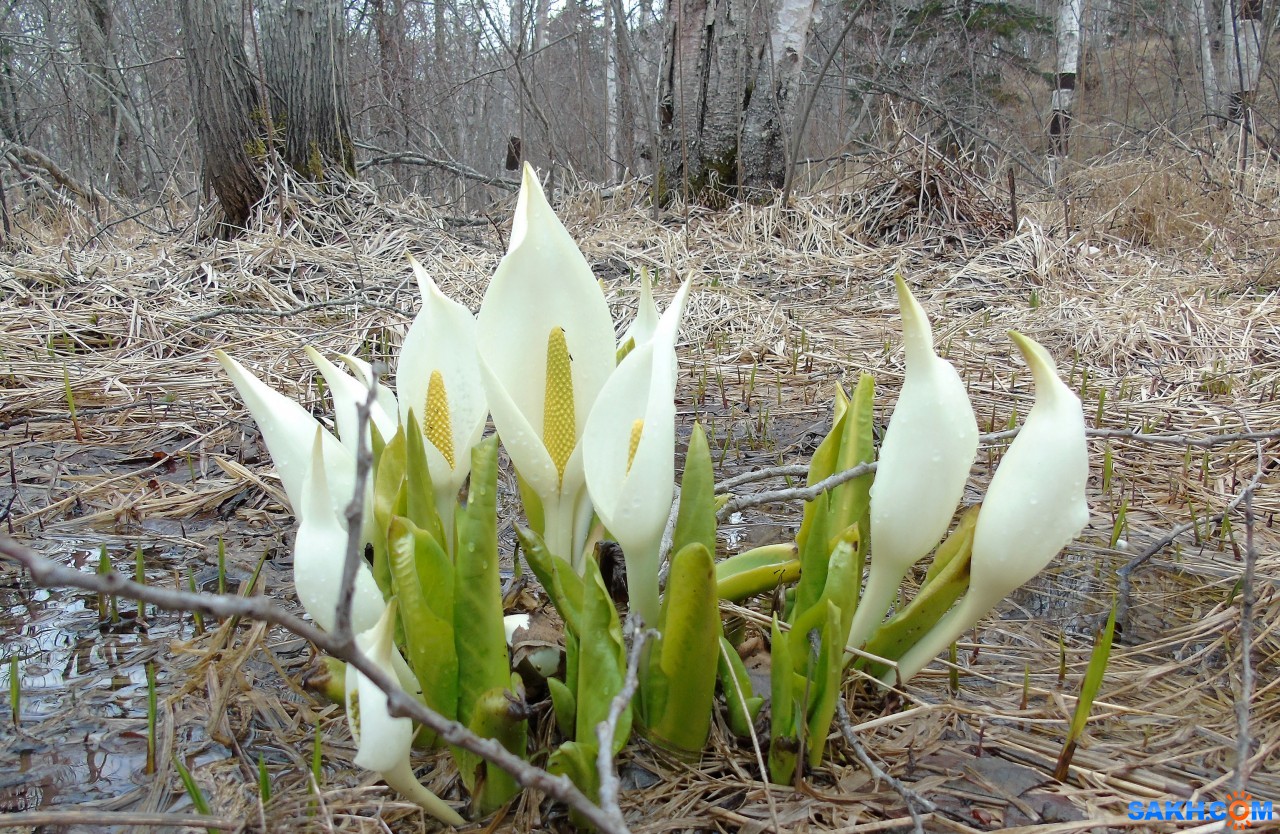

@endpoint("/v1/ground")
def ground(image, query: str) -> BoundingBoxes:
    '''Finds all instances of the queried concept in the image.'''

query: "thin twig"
[0,811,238,830]
[0,535,628,834]
[715,425,1280,517]
[334,369,380,643]
[834,698,935,834]
[1230,433,1264,794]
[596,615,654,831]
[1115,467,1266,629]
[190,297,404,323]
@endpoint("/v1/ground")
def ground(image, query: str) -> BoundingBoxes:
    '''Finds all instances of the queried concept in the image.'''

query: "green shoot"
[174,753,212,815]
[145,662,157,774]
[311,723,324,790]
[63,364,82,442]
[1054,602,1116,781]
[134,546,146,624]
[1109,499,1128,549]
[948,642,959,696]
[1057,631,1067,686]
[217,537,227,596]
[258,753,272,804]
[186,567,204,634]
[97,546,118,623]
[1101,445,1113,495]
[9,656,18,726]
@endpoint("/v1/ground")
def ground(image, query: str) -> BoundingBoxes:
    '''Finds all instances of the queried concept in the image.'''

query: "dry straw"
[1,140,1277,831]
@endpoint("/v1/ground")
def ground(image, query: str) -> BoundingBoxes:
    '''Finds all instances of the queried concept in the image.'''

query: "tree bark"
[178,0,265,230]
[1192,0,1221,121]
[76,0,136,194]
[1224,0,1262,124]
[740,0,820,192]
[1047,0,1083,179]
[658,0,752,204]
[262,0,355,178]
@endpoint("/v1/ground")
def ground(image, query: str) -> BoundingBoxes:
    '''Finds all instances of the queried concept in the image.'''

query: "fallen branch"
[835,697,935,834]
[0,534,629,834]
[357,148,519,191]
[596,615,655,831]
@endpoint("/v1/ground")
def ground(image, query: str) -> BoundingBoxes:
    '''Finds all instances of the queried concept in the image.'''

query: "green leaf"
[788,539,857,672]
[922,505,979,585]
[453,437,510,729]
[1055,601,1116,781]
[645,543,719,755]
[768,615,799,785]
[805,601,844,769]
[790,494,831,621]
[717,557,802,602]
[465,676,528,814]
[672,421,717,558]
[515,471,545,536]
[717,636,763,737]
[518,526,584,635]
[859,523,974,677]
[404,411,446,546]
[575,558,629,752]
[548,676,577,738]
[548,740,601,828]
[795,389,847,554]
[388,516,457,725]
[371,425,407,596]
[828,373,875,549]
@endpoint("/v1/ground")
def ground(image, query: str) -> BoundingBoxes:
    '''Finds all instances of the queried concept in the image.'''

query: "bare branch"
[0,535,628,834]
[595,615,654,831]
[334,369,380,643]
[835,697,935,834]
[1115,466,1267,629]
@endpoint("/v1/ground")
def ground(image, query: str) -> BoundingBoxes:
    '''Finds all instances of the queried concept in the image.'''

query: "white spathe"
[476,163,616,566]
[397,255,489,527]
[584,278,692,626]
[304,346,398,448]
[886,331,1089,685]
[618,269,661,351]
[215,350,355,525]
[345,602,465,826]
[847,276,978,649]
[294,430,386,635]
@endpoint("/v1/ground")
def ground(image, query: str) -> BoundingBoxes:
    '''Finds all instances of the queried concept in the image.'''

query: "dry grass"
[1,141,1278,832]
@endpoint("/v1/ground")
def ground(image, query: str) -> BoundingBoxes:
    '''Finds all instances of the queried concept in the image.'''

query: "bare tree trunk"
[1047,0,1082,181]
[658,0,751,204]
[1224,0,1262,124]
[262,0,355,178]
[179,0,264,230]
[1192,0,1221,121]
[0,37,27,145]
[76,0,135,194]
[740,0,819,193]
[605,0,619,181]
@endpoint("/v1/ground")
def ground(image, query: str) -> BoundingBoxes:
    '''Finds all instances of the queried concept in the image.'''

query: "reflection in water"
[0,544,196,812]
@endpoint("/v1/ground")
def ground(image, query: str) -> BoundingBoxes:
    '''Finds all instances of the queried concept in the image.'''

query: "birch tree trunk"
[1192,0,1221,121]
[1047,0,1083,181]
[658,0,751,204]
[740,0,820,192]
[178,0,264,230]
[261,0,355,178]
[605,0,619,181]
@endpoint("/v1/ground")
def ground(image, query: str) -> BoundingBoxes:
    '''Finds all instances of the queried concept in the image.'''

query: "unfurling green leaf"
[644,543,719,755]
